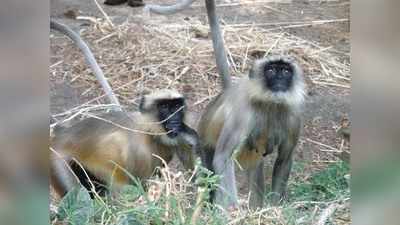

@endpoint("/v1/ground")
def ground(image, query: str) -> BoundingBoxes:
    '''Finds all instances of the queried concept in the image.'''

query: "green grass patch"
[51,161,350,225]
[289,161,350,202]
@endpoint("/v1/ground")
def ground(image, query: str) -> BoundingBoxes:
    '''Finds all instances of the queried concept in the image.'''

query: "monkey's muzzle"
[165,120,183,138]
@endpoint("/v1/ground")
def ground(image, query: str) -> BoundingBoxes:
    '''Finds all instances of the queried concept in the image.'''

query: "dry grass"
[50,16,350,120]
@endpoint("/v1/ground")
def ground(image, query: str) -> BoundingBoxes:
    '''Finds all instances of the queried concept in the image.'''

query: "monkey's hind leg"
[213,151,238,208]
[50,155,80,198]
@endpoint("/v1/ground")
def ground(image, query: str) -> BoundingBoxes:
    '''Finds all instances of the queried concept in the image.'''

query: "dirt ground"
[50,0,350,199]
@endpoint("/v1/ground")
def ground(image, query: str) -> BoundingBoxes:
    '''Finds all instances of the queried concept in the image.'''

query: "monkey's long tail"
[50,19,121,109]
[204,0,231,89]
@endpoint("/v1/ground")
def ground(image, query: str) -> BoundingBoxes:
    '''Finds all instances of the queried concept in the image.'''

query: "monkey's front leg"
[247,160,265,210]
[270,142,295,205]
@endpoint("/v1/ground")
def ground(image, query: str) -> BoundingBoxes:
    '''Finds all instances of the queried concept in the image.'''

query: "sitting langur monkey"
[50,19,199,197]
[198,55,306,209]
[51,90,199,197]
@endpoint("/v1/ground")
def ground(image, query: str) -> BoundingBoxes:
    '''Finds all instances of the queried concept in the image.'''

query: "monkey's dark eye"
[282,69,291,76]
[159,104,169,111]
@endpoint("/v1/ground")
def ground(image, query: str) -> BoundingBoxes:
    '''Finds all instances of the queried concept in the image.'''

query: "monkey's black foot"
[268,192,286,206]
[104,0,128,5]
[127,0,145,7]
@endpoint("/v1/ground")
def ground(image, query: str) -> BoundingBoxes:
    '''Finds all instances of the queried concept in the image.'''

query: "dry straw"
[51,17,350,120]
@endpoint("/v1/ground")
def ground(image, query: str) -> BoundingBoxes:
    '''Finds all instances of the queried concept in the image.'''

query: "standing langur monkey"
[198,55,306,209]
[50,20,199,197]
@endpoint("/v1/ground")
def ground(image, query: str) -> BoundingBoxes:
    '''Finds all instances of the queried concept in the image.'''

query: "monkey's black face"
[157,98,185,138]
[263,61,293,92]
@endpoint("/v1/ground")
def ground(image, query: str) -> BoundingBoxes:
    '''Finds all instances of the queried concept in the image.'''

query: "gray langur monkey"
[197,55,306,209]
[50,20,200,198]
[50,90,199,198]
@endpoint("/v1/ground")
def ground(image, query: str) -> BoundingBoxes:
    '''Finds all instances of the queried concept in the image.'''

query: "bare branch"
[144,0,196,15]
[50,19,121,109]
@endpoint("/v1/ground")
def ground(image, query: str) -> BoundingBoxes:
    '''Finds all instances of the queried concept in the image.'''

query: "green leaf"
[57,186,94,225]
[117,214,143,225]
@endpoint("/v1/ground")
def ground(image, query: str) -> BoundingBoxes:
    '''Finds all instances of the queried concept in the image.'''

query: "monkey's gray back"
[196,83,251,166]
[52,111,133,148]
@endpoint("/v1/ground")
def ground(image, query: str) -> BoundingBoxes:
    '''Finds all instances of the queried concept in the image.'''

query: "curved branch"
[144,0,196,15]
[50,19,121,110]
